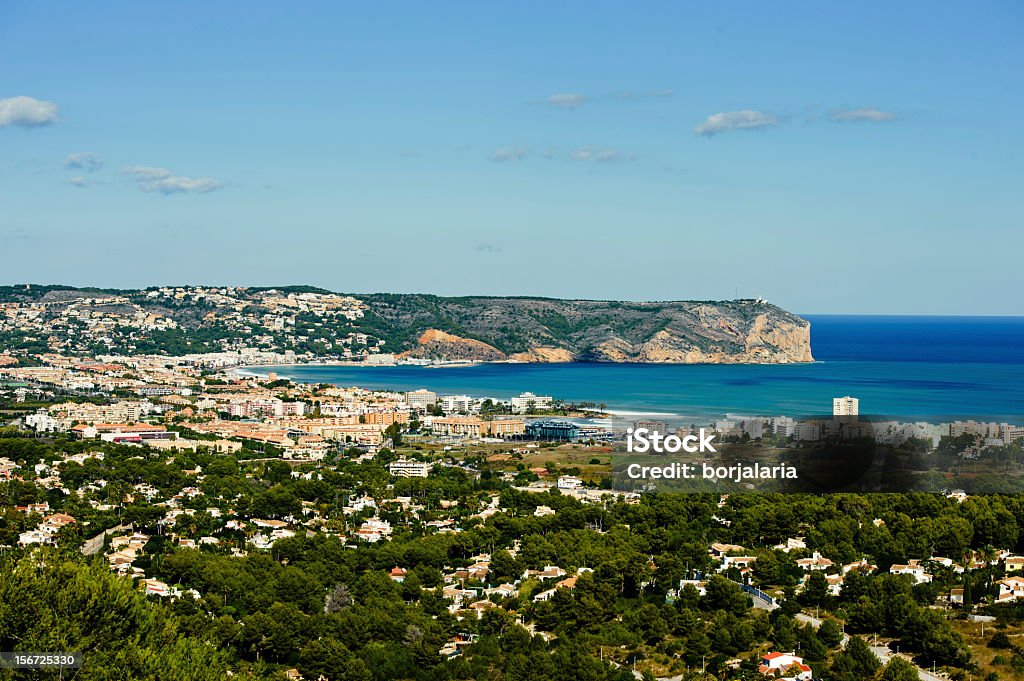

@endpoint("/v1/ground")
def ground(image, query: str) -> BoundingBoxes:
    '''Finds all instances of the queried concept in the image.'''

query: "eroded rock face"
[398,330,506,362]
[743,315,815,363]
[508,347,575,363]
[573,311,812,364]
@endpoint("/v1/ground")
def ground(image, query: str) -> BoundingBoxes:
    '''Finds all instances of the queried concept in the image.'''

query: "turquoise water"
[247,316,1024,422]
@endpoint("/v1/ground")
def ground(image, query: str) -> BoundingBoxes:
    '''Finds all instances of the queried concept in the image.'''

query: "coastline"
[226,352,1024,424]
[229,363,691,420]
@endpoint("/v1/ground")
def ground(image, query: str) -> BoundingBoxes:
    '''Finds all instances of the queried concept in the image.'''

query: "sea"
[239,316,1024,424]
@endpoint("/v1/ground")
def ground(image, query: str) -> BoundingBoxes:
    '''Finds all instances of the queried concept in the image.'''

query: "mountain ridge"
[0,285,813,363]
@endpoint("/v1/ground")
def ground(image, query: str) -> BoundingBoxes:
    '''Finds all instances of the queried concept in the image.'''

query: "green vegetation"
[0,556,235,680]
[2,431,1023,679]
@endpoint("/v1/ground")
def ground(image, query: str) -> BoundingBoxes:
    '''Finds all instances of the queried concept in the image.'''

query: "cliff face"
[398,330,506,362]
[364,296,813,364]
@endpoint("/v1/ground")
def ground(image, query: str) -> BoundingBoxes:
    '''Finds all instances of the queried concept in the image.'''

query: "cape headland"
[0,285,813,364]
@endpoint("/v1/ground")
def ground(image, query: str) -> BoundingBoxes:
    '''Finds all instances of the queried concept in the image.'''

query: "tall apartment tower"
[832,396,859,417]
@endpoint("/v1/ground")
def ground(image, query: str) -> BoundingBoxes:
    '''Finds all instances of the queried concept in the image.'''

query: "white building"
[997,576,1024,603]
[759,653,812,680]
[715,420,739,436]
[511,392,554,414]
[406,389,438,410]
[771,416,797,437]
[741,419,765,439]
[795,551,833,572]
[950,420,1000,439]
[1001,423,1024,444]
[356,517,393,542]
[557,476,583,491]
[389,460,432,478]
[25,410,60,432]
[440,395,475,414]
[833,396,859,417]
[890,560,932,584]
[793,423,820,441]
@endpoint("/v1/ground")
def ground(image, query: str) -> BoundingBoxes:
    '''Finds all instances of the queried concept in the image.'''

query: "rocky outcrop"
[508,347,575,363]
[628,315,813,364]
[398,329,507,362]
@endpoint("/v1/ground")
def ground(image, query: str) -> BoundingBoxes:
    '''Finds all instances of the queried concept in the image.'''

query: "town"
[2,340,1024,681]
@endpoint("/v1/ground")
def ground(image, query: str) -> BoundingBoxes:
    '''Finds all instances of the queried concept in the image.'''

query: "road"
[795,610,947,680]
[869,645,947,681]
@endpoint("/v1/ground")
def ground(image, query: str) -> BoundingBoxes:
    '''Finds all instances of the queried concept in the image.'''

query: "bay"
[242,316,1024,423]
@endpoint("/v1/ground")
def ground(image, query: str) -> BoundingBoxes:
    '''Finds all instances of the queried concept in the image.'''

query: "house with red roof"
[758,652,812,680]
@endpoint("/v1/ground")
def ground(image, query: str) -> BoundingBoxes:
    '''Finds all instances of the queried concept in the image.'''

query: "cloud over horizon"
[492,146,528,162]
[543,89,674,109]
[0,96,59,128]
[546,93,587,109]
[828,106,897,122]
[568,145,629,163]
[124,165,224,195]
[694,110,779,136]
[65,152,104,173]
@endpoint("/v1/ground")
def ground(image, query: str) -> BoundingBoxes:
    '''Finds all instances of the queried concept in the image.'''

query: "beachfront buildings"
[440,395,474,414]
[510,392,553,414]
[406,389,438,410]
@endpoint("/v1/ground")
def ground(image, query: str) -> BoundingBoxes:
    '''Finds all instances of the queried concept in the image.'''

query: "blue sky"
[1,2,1021,314]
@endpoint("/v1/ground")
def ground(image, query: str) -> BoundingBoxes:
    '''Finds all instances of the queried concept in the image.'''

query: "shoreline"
[225,360,1024,425]
[229,364,694,421]
[227,364,814,424]
[228,357,823,374]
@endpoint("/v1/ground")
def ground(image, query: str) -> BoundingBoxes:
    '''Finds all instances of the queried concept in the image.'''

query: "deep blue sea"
[246,316,1024,423]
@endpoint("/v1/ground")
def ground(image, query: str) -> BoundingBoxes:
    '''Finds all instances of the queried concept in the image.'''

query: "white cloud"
[123,165,224,195]
[694,110,779,136]
[65,152,104,173]
[492,146,528,162]
[828,107,896,123]
[0,96,59,128]
[547,93,587,109]
[124,165,171,181]
[68,176,90,188]
[568,146,627,163]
